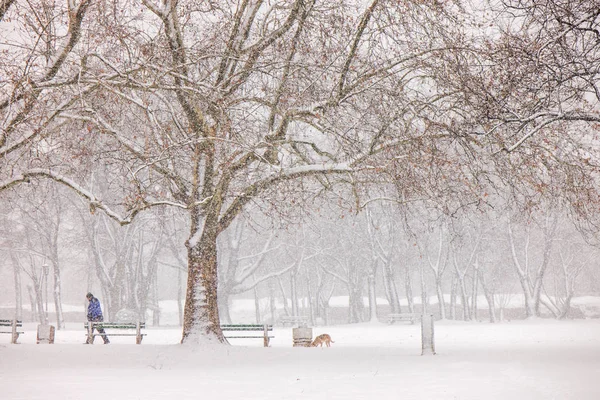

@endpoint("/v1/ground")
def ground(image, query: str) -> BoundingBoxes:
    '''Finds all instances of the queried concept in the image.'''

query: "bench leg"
[87,323,94,344]
[136,322,142,344]
[263,325,269,347]
[11,320,18,344]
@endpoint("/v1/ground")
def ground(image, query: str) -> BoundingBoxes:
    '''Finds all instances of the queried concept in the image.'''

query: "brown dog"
[311,333,334,347]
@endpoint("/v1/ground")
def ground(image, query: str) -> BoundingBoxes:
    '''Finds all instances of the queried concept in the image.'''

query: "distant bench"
[85,321,146,344]
[279,315,309,327]
[387,313,420,325]
[221,324,273,347]
[0,319,23,344]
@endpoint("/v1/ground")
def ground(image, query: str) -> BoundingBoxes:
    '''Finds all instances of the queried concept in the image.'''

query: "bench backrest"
[280,316,308,321]
[84,322,146,329]
[0,319,22,326]
[221,324,272,331]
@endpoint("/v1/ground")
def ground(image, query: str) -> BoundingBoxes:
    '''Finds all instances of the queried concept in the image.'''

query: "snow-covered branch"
[0,168,188,225]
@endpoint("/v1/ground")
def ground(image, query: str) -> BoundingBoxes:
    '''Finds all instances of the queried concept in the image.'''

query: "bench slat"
[85,324,146,329]
[221,327,272,331]
[221,324,272,328]
[221,325,273,332]
[387,313,419,324]
[89,334,147,337]
[225,336,275,339]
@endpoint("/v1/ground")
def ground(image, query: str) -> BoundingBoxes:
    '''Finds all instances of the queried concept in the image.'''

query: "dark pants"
[88,320,110,344]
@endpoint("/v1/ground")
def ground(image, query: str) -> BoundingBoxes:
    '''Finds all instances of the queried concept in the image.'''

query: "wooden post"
[11,319,18,344]
[87,322,94,344]
[292,327,313,347]
[263,324,269,347]
[136,322,142,344]
[37,324,55,344]
[421,313,436,355]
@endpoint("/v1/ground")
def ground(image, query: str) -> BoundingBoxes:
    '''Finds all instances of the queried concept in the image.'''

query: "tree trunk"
[218,283,233,325]
[27,285,36,322]
[269,280,277,324]
[471,267,479,320]
[291,271,299,317]
[182,226,224,344]
[51,261,65,329]
[533,218,557,315]
[277,276,291,317]
[419,262,428,314]
[404,266,414,313]
[450,275,457,320]
[254,285,261,324]
[177,267,184,326]
[478,268,496,323]
[436,279,446,319]
[306,273,315,326]
[10,252,23,320]
[383,260,401,313]
[32,273,46,324]
[368,272,378,322]
[508,221,538,318]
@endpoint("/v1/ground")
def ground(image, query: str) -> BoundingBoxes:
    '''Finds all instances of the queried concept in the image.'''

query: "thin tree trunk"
[436,279,446,320]
[10,252,23,320]
[419,262,428,314]
[269,280,276,324]
[404,266,414,313]
[291,271,299,317]
[478,267,496,323]
[306,273,315,326]
[254,285,261,324]
[277,276,290,317]
[450,274,457,320]
[368,272,378,322]
[508,223,537,318]
[27,285,37,322]
[383,261,401,313]
[51,261,65,329]
[178,267,184,326]
[471,267,479,320]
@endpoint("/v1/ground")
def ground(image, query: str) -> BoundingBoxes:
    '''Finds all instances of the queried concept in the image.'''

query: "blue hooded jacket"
[87,297,104,322]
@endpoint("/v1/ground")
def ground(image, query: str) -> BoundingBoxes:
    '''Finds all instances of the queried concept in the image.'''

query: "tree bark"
[182,219,224,343]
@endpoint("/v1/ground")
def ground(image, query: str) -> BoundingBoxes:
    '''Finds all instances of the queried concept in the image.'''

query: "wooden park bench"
[279,315,309,327]
[221,324,273,347]
[0,319,24,344]
[387,313,420,325]
[85,321,146,344]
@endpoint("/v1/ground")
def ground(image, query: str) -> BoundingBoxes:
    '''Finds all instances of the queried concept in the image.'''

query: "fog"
[2,185,599,328]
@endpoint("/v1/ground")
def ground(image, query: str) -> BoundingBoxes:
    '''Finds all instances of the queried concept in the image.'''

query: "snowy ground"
[1,319,599,400]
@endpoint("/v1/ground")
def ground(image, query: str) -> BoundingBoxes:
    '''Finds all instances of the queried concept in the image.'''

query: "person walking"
[85,292,110,344]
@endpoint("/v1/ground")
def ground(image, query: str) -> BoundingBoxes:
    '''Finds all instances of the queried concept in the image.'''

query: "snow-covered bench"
[0,319,23,344]
[387,313,419,325]
[221,324,273,347]
[85,321,146,344]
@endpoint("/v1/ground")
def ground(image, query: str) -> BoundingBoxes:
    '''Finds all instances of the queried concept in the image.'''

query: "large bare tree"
[2,1,467,343]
